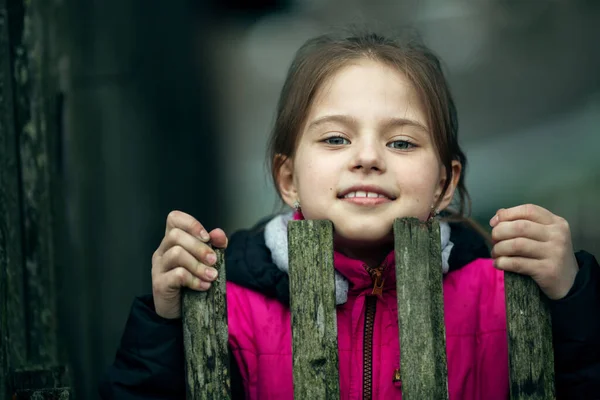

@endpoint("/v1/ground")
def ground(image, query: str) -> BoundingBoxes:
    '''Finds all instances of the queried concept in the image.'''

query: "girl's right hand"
[151,210,228,319]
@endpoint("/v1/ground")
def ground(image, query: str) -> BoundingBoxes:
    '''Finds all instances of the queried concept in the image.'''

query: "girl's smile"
[338,185,396,206]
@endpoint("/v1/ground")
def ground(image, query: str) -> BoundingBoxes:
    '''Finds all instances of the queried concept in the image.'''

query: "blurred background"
[2,0,599,398]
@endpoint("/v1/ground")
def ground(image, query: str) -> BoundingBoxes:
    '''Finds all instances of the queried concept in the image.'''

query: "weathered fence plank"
[10,366,68,391]
[394,218,448,399]
[182,248,231,400]
[504,272,555,399]
[10,366,71,399]
[12,388,71,400]
[1,0,70,397]
[288,220,340,400]
[0,6,29,400]
[12,0,62,366]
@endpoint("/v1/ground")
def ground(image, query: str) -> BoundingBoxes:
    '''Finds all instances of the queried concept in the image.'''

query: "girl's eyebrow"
[307,114,358,131]
[307,114,428,134]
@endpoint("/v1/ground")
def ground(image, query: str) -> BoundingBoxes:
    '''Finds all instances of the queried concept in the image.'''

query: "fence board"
[394,218,448,399]
[10,366,71,399]
[288,220,340,400]
[0,4,28,396]
[505,272,555,399]
[182,248,231,400]
[12,388,70,399]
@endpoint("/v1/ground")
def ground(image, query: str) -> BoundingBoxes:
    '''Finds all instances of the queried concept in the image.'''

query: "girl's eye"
[387,140,415,150]
[323,136,350,145]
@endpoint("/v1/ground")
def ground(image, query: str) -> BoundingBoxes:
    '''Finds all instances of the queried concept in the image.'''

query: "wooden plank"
[504,272,555,399]
[182,248,230,400]
[12,388,71,400]
[288,220,340,400]
[1,1,70,398]
[394,218,448,399]
[0,3,28,400]
[12,0,61,365]
[10,365,71,399]
[10,365,69,390]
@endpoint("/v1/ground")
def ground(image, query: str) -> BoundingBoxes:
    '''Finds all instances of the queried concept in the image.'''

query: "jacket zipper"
[363,264,386,399]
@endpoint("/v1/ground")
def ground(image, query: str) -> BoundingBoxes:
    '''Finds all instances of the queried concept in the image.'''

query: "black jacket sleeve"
[99,295,245,399]
[550,251,600,399]
[98,295,186,399]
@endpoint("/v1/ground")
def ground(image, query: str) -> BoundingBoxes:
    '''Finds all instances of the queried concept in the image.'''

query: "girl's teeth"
[344,191,389,199]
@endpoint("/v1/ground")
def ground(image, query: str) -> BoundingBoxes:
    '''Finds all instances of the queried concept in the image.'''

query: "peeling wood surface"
[394,218,448,400]
[288,220,340,400]
[1,0,69,397]
[505,272,555,399]
[0,2,28,399]
[12,388,71,400]
[182,248,231,400]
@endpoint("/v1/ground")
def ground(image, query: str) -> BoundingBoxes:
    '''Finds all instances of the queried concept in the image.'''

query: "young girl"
[100,31,600,399]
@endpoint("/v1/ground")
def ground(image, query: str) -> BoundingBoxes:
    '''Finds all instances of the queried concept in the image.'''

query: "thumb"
[209,228,228,249]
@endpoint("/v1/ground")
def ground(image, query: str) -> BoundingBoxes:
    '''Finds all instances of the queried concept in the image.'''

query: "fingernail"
[200,230,210,241]
[205,267,218,280]
[205,253,217,265]
[489,215,498,226]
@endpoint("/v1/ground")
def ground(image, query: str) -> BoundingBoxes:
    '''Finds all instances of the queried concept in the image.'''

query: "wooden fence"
[182,218,555,399]
[1,0,72,398]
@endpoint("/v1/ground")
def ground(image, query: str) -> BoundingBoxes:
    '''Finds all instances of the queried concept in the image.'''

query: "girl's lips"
[340,197,392,206]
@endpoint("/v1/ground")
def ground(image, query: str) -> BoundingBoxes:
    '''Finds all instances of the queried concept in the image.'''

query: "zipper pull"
[365,264,386,296]
[371,269,385,296]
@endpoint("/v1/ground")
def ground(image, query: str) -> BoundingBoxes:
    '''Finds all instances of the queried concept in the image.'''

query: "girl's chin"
[333,229,394,248]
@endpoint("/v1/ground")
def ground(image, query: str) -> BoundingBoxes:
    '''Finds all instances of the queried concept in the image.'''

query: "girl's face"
[278,59,460,262]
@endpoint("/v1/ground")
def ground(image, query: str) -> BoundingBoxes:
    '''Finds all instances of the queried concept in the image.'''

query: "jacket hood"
[225,213,491,306]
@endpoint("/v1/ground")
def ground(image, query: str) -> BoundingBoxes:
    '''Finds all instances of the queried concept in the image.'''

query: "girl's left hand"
[489,204,579,300]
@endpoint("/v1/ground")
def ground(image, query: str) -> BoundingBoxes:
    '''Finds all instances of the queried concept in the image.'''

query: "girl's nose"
[352,141,385,173]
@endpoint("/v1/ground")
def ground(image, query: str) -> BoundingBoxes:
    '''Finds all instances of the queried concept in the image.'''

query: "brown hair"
[267,29,471,219]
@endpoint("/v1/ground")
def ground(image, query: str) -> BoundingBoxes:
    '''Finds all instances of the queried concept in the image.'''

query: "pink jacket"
[226,250,509,399]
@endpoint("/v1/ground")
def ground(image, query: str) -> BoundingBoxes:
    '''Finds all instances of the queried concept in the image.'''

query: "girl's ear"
[275,155,298,208]
[436,160,462,210]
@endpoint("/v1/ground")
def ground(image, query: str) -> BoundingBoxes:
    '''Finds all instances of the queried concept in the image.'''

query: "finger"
[209,228,228,249]
[163,267,212,291]
[165,210,210,242]
[491,238,546,259]
[491,220,550,243]
[156,227,217,266]
[160,245,219,281]
[493,256,543,276]
[490,204,555,227]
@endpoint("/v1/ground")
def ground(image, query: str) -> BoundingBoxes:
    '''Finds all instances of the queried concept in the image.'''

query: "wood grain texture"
[182,248,231,400]
[1,1,70,397]
[0,2,28,398]
[12,388,71,400]
[394,218,448,400]
[505,272,555,399]
[12,0,61,365]
[288,220,340,400]
[9,365,70,400]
